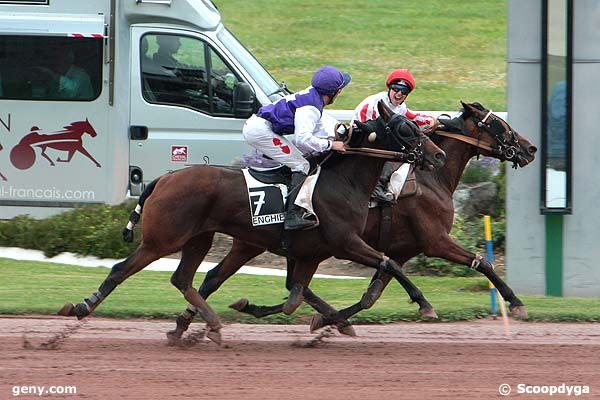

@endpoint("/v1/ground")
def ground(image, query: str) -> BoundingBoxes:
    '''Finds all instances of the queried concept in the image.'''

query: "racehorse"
[58,101,447,344]
[166,101,537,339]
[10,119,101,170]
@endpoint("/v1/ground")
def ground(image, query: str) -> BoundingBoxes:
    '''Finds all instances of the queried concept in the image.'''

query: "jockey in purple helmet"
[242,65,351,230]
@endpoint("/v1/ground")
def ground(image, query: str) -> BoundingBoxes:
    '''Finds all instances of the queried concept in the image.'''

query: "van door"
[0,13,111,216]
[129,27,255,192]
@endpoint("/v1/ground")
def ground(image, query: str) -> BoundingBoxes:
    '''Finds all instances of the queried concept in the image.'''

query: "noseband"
[473,111,521,168]
[437,109,521,169]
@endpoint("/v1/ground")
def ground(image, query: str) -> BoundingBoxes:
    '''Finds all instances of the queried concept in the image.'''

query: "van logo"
[171,145,188,162]
[10,119,101,170]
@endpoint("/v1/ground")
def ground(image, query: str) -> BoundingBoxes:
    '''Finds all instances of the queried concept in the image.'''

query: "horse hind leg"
[170,240,266,341]
[58,243,163,319]
[168,233,223,345]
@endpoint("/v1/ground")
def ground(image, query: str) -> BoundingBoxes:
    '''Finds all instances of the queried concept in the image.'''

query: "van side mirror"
[233,82,255,118]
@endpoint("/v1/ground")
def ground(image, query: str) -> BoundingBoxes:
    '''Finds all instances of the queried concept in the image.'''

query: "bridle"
[340,114,430,165]
[435,109,522,169]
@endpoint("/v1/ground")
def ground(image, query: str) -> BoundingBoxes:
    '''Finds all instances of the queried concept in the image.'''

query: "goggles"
[389,82,412,96]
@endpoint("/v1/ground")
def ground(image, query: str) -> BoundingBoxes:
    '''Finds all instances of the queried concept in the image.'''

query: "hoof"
[510,305,528,319]
[229,298,249,312]
[282,284,303,315]
[310,315,326,332]
[57,303,75,317]
[336,324,356,337]
[206,328,222,346]
[73,303,91,320]
[360,279,384,309]
[166,330,183,346]
[419,307,439,319]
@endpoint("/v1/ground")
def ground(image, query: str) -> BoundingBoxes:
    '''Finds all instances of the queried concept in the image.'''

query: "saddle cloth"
[242,167,322,227]
[242,169,288,227]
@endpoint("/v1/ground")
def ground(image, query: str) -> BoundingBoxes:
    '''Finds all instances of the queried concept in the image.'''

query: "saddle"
[397,169,420,199]
[437,115,465,133]
[247,165,292,186]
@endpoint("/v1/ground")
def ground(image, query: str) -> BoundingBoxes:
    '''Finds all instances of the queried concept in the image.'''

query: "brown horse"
[167,101,537,338]
[58,101,446,344]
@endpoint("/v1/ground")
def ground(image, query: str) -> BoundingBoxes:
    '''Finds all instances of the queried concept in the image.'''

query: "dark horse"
[58,101,446,344]
[167,101,537,339]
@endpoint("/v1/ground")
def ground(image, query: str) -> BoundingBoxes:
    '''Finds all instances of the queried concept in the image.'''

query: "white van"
[0,0,292,218]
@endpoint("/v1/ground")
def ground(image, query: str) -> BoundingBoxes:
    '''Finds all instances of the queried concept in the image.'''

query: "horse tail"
[122,178,160,243]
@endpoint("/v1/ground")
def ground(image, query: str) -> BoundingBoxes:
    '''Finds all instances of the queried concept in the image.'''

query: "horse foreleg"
[475,258,527,318]
[309,273,394,334]
[281,259,320,315]
[424,235,527,319]
[234,257,306,317]
[58,243,162,319]
[171,240,265,340]
[302,287,356,336]
[75,147,102,167]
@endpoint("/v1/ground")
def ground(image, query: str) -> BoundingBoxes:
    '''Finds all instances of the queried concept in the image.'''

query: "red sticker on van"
[171,145,188,162]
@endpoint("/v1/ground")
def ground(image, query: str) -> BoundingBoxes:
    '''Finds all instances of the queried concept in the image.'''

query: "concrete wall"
[563,0,600,296]
[507,0,600,296]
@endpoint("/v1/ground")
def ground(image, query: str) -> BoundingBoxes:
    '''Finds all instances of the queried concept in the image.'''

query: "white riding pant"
[242,114,309,174]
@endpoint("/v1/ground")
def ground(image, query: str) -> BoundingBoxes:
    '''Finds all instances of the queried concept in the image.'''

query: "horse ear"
[377,100,394,122]
[461,101,474,116]
[354,119,374,134]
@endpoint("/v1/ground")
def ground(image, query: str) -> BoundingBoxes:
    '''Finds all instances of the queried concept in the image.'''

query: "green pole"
[545,214,563,296]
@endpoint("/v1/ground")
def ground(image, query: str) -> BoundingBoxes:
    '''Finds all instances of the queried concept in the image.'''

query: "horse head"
[64,119,98,138]
[459,101,537,168]
[353,100,446,171]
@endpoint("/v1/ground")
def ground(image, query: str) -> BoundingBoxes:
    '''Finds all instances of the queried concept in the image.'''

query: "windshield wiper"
[268,81,291,97]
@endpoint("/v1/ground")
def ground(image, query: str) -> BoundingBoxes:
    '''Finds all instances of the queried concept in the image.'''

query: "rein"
[340,146,415,162]
[433,130,499,154]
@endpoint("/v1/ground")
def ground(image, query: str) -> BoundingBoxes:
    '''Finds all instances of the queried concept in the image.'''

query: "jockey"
[352,69,437,202]
[242,65,350,230]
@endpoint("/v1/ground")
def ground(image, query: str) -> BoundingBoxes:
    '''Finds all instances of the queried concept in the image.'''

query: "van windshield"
[218,28,283,101]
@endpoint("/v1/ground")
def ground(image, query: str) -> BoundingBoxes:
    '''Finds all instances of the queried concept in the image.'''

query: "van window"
[141,33,241,116]
[0,35,102,101]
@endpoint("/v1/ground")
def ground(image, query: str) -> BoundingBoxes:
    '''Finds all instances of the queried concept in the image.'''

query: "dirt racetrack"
[1,316,598,399]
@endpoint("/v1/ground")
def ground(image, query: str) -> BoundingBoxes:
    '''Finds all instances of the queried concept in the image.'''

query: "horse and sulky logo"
[9,119,101,171]
[171,145,188,162]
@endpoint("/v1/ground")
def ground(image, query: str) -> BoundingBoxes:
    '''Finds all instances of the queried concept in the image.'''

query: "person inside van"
[242,65,350,231]
[32,49,94,100]
[152,36,189,72]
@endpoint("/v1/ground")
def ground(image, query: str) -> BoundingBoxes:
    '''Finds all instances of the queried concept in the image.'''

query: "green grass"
[215,0,507,111]
[2,259,599,323]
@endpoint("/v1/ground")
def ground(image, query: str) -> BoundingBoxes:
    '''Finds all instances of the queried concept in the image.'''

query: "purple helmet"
[311,66,351,96]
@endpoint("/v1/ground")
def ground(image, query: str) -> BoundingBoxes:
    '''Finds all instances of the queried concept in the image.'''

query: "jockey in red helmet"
[352,69,436,131]
[352,69,437,203]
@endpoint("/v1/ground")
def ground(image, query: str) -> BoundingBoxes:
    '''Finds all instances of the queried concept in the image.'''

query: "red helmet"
[386,69,416,90]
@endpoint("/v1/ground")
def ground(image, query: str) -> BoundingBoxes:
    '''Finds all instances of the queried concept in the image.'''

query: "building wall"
[507,0,600,296]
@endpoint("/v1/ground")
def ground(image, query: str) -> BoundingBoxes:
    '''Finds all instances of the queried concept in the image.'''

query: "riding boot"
[284,172,317,231]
